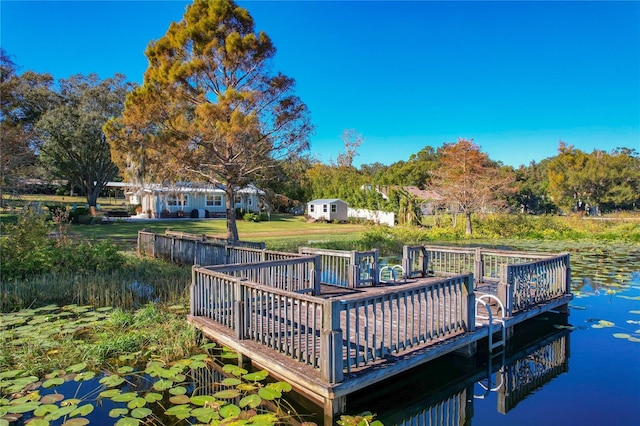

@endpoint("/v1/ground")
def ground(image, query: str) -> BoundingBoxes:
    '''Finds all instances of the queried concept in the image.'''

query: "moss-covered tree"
[105,0,313,240]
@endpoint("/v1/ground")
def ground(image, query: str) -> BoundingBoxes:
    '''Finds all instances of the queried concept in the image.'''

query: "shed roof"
[308,198,347,204]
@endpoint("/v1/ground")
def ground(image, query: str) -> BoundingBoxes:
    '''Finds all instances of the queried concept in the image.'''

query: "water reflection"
[345,315,571,426]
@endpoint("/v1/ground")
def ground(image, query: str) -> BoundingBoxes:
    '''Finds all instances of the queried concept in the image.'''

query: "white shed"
[307,198,349,222]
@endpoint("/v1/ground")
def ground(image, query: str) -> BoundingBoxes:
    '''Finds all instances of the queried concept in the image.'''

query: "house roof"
[109,181,265,195]
[308,198,347,204]
[403,186,442,201]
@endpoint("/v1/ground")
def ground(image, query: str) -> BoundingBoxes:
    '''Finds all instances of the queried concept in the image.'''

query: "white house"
[307,198,348,222]
[111,182,264,219]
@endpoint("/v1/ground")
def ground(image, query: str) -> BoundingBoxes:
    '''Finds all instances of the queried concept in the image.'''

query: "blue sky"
[2,0,639,168]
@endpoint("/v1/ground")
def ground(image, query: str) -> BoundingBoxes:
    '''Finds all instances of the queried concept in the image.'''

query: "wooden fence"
[299,247,379,288]
[191,261,474,384]
[402,245,570,316]
[138,230,267,265]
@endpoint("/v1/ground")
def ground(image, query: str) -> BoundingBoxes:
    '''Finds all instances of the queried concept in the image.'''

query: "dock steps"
[476,294,506,351]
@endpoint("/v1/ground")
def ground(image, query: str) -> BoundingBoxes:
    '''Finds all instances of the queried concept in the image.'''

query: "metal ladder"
[475,294,506,352]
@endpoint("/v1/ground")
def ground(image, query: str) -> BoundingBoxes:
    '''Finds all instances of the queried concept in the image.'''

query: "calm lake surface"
[343,240,640,426]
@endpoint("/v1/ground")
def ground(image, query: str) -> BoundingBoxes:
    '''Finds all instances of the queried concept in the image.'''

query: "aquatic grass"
[1,256,191,312]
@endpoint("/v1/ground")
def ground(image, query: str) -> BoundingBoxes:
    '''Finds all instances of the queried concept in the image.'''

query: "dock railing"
[138,230,269,265]
[403,245,570,316]
[191,262,475,384]
[500,253,571,316]
[339,273,475,374]
[299,247,379,288]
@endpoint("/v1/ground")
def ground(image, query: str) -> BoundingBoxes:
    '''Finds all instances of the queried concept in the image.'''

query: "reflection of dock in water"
[350,316,571,425]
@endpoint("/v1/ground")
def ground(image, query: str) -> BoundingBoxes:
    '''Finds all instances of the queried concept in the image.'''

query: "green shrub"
[1,209,125,281]
[243,212,260,222]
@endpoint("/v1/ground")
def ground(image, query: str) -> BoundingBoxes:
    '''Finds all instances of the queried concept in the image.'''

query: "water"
[344,241,640,426]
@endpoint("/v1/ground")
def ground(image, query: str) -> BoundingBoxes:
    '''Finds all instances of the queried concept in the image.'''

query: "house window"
[206,195,223,207]
[248,198,252,206]
[235,195,241,204]
[331,204,337,213]
[323,205,328,213]
[310,205,314,213]
[167,195,188,207]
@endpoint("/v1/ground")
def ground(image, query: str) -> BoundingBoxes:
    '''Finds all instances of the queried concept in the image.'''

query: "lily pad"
[219,403,241,419]
[164,404,192,420]
[242,370,269,382]
[240,394,262,409]
[189,395,217,406]
[169,394,190,405]
[130,407,152,419]
[109,408,129,418]
[613,333,631,339]
[61,418,90,425]
[213,389,241,399]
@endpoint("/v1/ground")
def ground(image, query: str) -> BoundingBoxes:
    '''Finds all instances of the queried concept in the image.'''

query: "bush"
[243,212,260,222]
[1,209,125,281]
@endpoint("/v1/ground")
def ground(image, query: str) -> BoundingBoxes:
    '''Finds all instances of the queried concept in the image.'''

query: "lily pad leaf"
[112,392,138,403]
[221,378,242,386]
[25,419,50,426]
[115,417,140,426]
[242,370,269,382]
[189,395,217,406]
[66,363,87,373]
[144,392,163,403]
[74,371,96,382]
[7,401,42,414]
[127,397,147,409]
[164,404,192,420]
[130,408,152,419]
[43,377,65,388]
[169,394,190,405]
[152,379,173,391]
[191,406,220,423]
[213,389,240,399]
[100,374,125,387]
[70,404,94,417]
[109,408,129,418]
[219,403,241,419]
[613,333,631,339]
[239,394,262,409]
[259,386,281,400]
[168,386,187,395]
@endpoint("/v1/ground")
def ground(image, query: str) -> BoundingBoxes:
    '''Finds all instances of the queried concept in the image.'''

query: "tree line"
[2,0,638,239]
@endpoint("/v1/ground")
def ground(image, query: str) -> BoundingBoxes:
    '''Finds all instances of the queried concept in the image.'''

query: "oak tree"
[105,0,313,240]
[0,49,56,200]
[37,74,133,214]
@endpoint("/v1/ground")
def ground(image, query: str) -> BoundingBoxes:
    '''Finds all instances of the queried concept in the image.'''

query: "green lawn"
[72,213,367,244]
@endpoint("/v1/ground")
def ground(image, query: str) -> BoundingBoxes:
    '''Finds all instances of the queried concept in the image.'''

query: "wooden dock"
[135,233,572,419]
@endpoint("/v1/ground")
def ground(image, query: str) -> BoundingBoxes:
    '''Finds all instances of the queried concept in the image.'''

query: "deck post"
[372,248,379,284]
[564,254,572,295]
[402,245,410,277]
[474,247,484,285]
[321,299,344,384]
[498,264,512,316]
[234,278,245,340]
[349,251,357,288]
[190,265,197,316]
[464,273,476,332]
[313,256,322,295]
